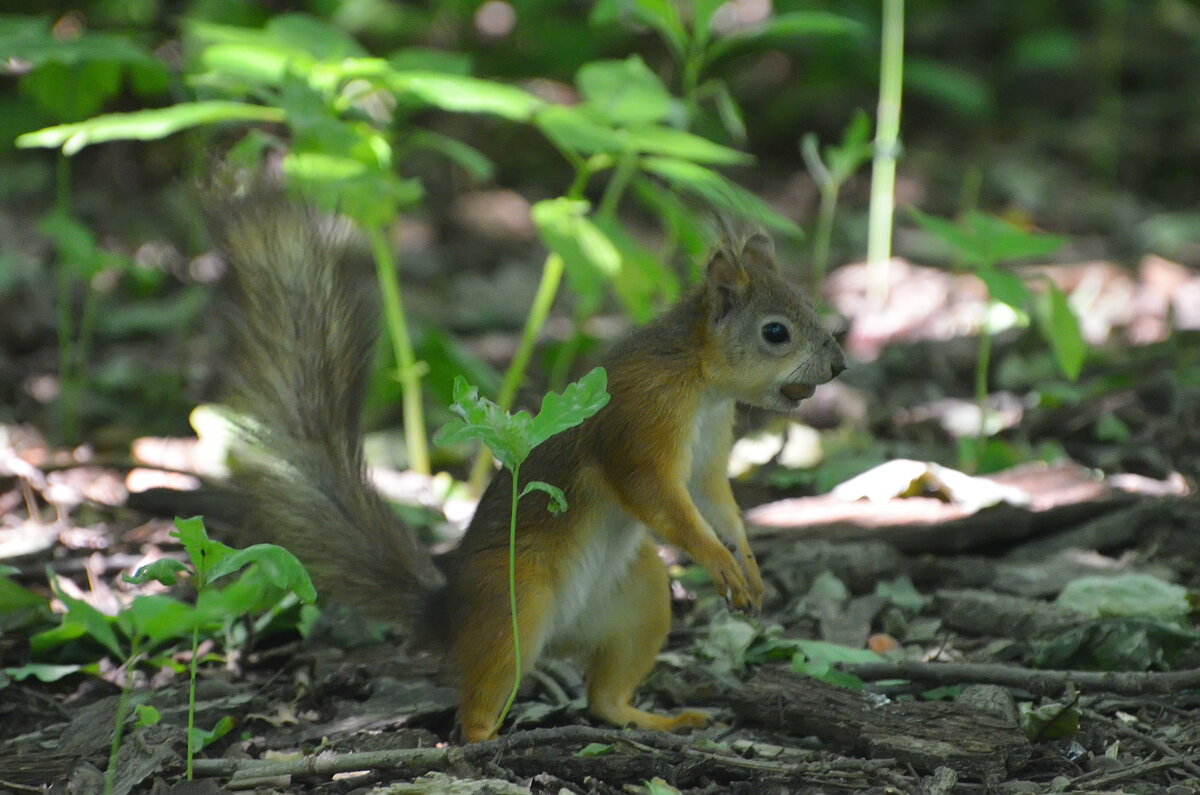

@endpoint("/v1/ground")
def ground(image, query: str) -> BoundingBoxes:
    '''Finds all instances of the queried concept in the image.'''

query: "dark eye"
[761,322,790,344]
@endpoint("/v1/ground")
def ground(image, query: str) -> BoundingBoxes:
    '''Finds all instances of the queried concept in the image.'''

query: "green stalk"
[186,624,199,778]
[971,319,993,474]
[467,158,603,492]
[54,154,79,442]
[104,638,140,795]
[866,0,905,306]
[369,224,430,475]
[468,253,565,492]
[811,184,839,289]
[493,463,523,734]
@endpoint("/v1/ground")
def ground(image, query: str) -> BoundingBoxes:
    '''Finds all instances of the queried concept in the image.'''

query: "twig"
[840,661,1200,697]
[1073,753,1200,790]
[1084,708,1200,779]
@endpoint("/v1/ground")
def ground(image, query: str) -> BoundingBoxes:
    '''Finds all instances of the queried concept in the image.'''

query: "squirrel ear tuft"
[741,231,776,269]
[706,249,748,321]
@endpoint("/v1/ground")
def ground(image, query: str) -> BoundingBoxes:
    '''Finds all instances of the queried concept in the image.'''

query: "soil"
[3,249,1200,794]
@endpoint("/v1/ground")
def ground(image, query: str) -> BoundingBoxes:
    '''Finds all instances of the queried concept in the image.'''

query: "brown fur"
[217,198,845,742]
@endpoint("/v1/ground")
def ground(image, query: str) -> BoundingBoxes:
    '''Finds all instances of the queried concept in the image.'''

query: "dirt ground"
[3,256,1200,794]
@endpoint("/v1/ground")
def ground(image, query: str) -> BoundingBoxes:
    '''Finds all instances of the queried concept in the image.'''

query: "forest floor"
[3,253,1200,794]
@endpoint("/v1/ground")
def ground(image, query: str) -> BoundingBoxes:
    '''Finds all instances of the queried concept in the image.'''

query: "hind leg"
[585,539,709,732]
[451,561,557,743]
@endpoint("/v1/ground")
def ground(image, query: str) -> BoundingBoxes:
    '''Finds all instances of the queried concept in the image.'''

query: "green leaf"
[910,208,1068,270]
[592,215,679,322]
[975,266,1033,310]
[205,544,317,604]
[1035,281,1086,381]
[909,206,987,267]
[621,125,752,165]
[535,104,628,156]
[0,575,52,633]
[17,102,286,155]
[172,516,234,587]
[120,595,200,646]
[577,56,674,126]
[283,151,422,228]
[3,663,81,682]
[135,704,161,727]
[710,80,747,144]
[697,610,759,673]
[124,558,189,587]
[640,157,803,239]
[434,377,534,471]
[35,579,123,659]
[531,198,622,313]
[406,129,494,181]
[1033,617,1199,671]
[191,715,235,750]
[530,366,611,447]
[905,57,995,120]
[966,212,1068,264]
[1056,574,1192,621]
[576,742,614,757]
[824,109,873,182]
[520,480,568,515]
[388,73,542,121]
[792,656,868,689]
[706,11,864,64]
[2,19,149,67]
[590,0,687,59]
[261,13,367,60]
[643,778,682,795]
[387,47,472,75]
[1019,700,1081,741]
[874,576,932,614]
[792,639,885,666]
[36,212,107,279]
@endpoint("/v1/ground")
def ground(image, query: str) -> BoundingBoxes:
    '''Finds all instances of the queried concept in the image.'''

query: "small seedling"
[801,110,874,286]
[910,208,1079,471]
[435,366,610,734]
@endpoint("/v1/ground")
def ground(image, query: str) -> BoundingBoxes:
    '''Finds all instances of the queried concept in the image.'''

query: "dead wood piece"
[745,461,1153,556]
[732,668,1030,783]
[190,725,825,789]
[839,660,1200,698]
[1005,499,1174,561]
[935,588,1087,640]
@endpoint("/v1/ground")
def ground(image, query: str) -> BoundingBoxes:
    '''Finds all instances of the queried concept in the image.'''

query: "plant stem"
[972,318,993,473]
[866,0,905,307]
[54,154,79,442]
[493,463,523,734]
[187,624,199,779]
[369,224,430,475]
[468,253,566,492]
[104,639,140,795]
[811,184,839,289]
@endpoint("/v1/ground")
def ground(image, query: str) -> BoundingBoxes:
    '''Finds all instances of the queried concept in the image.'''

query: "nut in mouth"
[779,382,815,402]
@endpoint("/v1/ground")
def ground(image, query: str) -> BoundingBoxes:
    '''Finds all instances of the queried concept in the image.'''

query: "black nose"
[831,350,848,377]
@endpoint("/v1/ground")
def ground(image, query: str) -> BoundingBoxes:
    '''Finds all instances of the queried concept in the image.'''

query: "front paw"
[702,546,752,609]
[739,550,764,610]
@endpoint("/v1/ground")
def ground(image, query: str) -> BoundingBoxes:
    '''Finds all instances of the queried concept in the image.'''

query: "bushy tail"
[212,193,443,619]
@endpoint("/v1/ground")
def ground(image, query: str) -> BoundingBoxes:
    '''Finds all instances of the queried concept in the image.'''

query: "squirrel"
[214,194,847,743]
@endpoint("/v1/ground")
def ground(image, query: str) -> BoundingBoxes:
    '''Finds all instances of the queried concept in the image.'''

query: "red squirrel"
[217,196,846,742]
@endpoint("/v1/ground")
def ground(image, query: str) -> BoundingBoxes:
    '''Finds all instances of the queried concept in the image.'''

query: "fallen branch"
[733,668,1029,783]
[840,661,1200,697]
[190,725,860,788]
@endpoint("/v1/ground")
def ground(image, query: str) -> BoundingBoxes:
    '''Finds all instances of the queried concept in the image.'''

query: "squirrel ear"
[741,231,776,268]
[705,250,748,321]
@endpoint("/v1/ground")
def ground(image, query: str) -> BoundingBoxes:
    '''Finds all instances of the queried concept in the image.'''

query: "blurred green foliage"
[0,0,1196,448]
